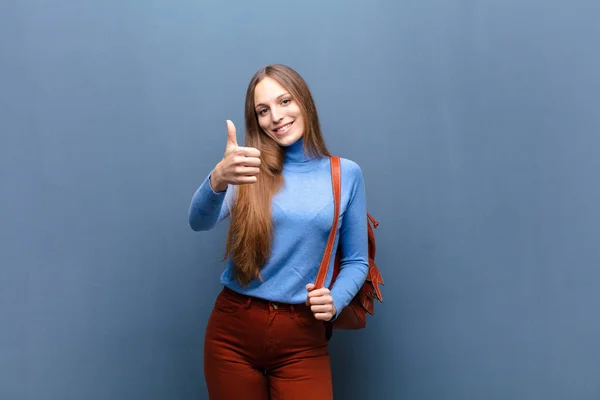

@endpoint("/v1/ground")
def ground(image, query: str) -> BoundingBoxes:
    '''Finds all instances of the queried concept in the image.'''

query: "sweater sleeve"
[188,171,232,231]
[330,161,369,317]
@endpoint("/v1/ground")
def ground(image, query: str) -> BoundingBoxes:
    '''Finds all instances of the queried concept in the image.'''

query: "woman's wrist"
[210,164,228,192]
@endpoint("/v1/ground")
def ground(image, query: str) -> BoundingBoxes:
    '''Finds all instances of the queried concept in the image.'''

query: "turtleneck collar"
[283,138,317,164]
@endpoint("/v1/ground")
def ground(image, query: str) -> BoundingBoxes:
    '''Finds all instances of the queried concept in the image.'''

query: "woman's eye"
[259,108,268,115]
[282,99,290,105]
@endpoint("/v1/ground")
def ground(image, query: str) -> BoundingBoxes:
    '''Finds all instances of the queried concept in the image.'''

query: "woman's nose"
[271,107,283,123]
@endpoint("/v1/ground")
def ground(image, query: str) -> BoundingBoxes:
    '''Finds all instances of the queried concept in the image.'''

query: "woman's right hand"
[210,120,261,192]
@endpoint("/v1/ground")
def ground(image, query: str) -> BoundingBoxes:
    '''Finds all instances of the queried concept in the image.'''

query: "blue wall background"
[2,0,599,399]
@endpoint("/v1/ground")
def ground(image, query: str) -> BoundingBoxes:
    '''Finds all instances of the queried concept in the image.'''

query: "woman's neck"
[283,138,315,164]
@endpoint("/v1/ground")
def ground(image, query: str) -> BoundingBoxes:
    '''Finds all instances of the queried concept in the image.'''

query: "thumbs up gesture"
[210,120,261,192]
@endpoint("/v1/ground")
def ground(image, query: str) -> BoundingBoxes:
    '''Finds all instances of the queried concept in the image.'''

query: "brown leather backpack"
[314,156,384,331]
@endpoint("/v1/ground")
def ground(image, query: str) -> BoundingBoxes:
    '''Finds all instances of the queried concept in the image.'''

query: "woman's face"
[253,77,305,147]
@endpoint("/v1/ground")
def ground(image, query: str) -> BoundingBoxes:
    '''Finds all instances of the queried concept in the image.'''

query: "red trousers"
[204,287,333,399]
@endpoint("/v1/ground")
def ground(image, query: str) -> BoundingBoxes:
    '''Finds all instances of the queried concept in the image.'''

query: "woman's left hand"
[305,283,337,321]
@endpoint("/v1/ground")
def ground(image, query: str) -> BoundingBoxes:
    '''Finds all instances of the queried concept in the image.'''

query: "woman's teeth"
[274,122,293,133]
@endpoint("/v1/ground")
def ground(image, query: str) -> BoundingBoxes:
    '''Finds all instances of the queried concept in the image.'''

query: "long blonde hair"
[226,64,331,285]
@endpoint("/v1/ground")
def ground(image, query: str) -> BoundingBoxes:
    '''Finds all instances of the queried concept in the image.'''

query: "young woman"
[188,64,369,399]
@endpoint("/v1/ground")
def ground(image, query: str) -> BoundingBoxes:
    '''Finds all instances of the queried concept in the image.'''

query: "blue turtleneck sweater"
[188,139,368,316]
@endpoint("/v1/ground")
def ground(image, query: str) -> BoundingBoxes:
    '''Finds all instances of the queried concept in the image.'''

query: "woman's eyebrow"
[255,93,290,109]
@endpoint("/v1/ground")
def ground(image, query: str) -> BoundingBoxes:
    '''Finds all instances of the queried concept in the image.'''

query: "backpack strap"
[314,156,341,289]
